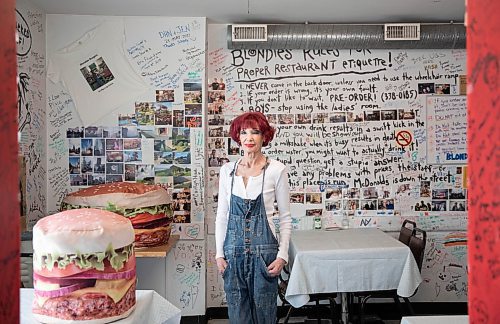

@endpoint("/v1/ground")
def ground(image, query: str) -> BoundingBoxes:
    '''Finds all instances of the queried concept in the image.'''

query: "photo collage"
[207,80,455,131]
[206,78,230,207]
[66,80,203,223]
[207,77,238,166]
[398,166,467,213]
[291,167,467,216]
[291,185,396,218]
[290,167,467,216]
[208,108,418,129]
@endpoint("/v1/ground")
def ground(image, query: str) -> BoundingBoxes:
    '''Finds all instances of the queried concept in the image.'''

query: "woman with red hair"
[215,112,292,323]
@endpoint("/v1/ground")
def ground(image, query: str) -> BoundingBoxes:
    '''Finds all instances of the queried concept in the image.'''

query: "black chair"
[398,219,416,246]
[354,227,427,324]
[277,266,338,324]
[408,228,427,271]
[401,228,427,315]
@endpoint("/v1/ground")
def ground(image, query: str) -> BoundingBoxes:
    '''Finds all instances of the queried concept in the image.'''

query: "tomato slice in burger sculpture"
[32,209,136,323]
[61,182,173,248]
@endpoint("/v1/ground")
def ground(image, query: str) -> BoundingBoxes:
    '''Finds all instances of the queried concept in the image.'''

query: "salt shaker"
[314,215,322,230]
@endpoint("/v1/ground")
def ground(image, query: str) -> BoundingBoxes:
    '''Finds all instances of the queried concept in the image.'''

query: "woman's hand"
[216,257,228,275]
[267,257,286,276]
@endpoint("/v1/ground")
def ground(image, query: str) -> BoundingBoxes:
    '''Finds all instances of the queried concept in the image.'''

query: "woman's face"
[239,127,263,154]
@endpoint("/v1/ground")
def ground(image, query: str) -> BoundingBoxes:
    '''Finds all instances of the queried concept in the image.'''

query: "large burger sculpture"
[32,209,136,323]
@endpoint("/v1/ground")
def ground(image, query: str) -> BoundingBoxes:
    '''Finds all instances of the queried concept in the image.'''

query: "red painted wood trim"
[0,0,20,322]
[467,0,500,322]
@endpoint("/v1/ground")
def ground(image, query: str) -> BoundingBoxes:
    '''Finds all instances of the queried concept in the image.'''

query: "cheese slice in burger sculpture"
[32,209,136,323]
[61,182,173,248]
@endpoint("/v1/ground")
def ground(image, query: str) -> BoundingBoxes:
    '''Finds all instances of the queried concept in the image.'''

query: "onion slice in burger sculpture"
[32,209,136,323]
[61,182,173,248]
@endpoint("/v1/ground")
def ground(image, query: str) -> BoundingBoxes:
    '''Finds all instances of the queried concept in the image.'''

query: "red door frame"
[467,0,500,322]
[0,0,20,322]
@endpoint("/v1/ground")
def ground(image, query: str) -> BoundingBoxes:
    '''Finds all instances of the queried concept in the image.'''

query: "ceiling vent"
[384,23,421,40]
[232,24,267,42]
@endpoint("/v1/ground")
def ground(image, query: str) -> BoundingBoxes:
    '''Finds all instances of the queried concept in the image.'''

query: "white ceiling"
[28,0,465,24]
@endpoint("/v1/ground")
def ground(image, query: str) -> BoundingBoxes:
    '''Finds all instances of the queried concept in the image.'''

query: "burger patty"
[32,283,136,320]
[135,227,171,248]
[132,216,170,229]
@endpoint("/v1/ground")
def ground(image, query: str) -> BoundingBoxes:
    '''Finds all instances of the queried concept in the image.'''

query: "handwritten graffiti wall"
[45,15,206,314]
[206,235,226,307]
[417,231,468,301]
[165,240,206,313]
[16,0,47,229]
[206,24,467,302]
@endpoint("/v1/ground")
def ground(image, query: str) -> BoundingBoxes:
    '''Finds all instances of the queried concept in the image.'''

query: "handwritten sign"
[426,96,467,164]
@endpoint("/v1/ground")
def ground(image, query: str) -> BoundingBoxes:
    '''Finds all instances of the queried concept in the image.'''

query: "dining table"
[285,228,422,323]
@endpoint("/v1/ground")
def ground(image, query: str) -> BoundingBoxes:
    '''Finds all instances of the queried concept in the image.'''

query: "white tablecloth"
[285,228,422,308]
[21,288,181,324]
[401,315,469,324]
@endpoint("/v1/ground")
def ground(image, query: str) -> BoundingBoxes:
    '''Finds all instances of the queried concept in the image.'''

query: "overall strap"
[261,157,269,194]
[229,159,240,195]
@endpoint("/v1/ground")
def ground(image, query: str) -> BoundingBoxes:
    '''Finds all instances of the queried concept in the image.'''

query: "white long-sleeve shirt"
[215,159,292,263]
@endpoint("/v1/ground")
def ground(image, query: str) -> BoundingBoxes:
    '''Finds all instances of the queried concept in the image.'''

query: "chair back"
[398,219,416,246]
[277,266,291,304]
[409,227,427,271]
[278,275,288,303]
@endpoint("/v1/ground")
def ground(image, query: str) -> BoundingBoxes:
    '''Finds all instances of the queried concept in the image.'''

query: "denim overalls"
[223,159,279,324]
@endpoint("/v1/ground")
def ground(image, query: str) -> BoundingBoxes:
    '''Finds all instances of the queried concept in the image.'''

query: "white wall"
[205,24,468,303]
[45,14,207,315]
[16,0,47,229]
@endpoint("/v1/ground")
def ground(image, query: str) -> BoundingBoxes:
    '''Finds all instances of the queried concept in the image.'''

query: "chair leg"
[316,300,321,324]
[356,296,362,323]
[359,295,371,324]
[330,298,338,324]
[329,298,337,324]
[402,297,415,315]
[393,295,405,318]
[283,306,293,324]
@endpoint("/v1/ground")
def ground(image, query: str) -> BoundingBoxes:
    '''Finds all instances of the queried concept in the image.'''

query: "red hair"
[229,112,275,146]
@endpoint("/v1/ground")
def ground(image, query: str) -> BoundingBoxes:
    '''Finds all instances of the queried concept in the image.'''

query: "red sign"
[396,130,412,147]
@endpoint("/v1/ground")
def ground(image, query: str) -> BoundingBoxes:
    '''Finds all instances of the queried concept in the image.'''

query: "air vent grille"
[384,23,421,40]
[232,25,267,42]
